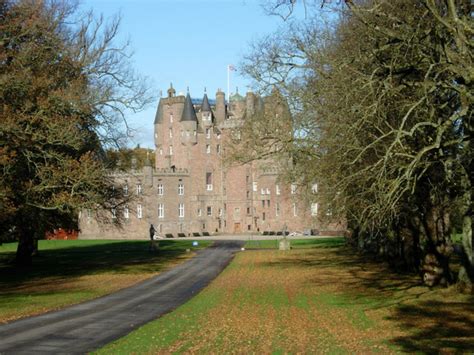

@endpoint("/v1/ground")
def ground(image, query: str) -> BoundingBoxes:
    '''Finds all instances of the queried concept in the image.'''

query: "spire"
[201,92,211,112]
[153,98,163,124]
[181,92,198,122]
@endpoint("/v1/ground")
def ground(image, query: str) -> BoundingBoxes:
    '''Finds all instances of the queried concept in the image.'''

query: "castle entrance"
[233,223,241,233]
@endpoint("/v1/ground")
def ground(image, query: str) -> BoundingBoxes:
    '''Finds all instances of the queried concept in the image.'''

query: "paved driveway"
[0,240,244,354]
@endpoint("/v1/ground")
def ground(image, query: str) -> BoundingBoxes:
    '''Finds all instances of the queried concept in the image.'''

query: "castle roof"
[153,98,163,124]
[230,92,245,102]
[180,93,198,122]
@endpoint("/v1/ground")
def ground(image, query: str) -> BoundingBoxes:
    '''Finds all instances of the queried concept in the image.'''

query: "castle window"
[206,172,213,191]
[219,208,223,216]
[291,184,297,194]
[207,206,212,216]
[216,144,220,154]
[169,146,173,155]
[178,183,184,195]
[136,184,142,195]
[312,183,318,193]
[253,182,257,192]
[111,208,116,219]
[158,184,164,196]
[276,203,280,217]
[262,212,266,221]
[159,147,163,155]
[262,200,265,208]
[261,188,265,195]
[170,113,173,123]
[293,203,297,216]
[267,200,271,207]
[246,191,250,199]
[311,203,318,216]
[217,133,221,139]
[247,207,250,215]
[87,209,92,218]
[276,185,281,195]
[206,144,211,154]
[137,204,143,219]
[206,128,211,139]
[169,128,173,138]
[198,208,202,216]
[158,203,164,218]
[123,184,129,196]
[124,206,129,219]
[246,176,249,183]
[266,188,270,195]
[178,203,184,218]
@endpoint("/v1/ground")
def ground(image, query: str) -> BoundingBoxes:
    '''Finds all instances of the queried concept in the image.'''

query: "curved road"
[0,240,244,354]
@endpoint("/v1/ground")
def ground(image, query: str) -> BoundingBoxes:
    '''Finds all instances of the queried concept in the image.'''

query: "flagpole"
[227,65,230,104]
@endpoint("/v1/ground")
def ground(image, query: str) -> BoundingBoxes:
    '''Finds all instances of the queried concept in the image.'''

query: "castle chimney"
[215,89,226,124]
[246,90,255,116]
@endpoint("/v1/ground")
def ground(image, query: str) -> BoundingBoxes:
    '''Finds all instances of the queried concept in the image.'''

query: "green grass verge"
[245,236,345,249]
[0,239,210,323]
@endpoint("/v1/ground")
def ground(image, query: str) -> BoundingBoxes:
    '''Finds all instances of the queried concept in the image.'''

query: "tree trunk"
[457,214,473,292]
[16,233,33,266]
[15,220,34,266]
[421,206,453,286]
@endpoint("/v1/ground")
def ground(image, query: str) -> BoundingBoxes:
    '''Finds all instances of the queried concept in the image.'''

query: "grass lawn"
[0,239,210,323]
[98,239,474,354]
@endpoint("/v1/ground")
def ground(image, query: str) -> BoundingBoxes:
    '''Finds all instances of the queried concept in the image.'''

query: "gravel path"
[0,240,243,354]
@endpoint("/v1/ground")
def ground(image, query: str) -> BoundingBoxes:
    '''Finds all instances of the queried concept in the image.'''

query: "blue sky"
[81,0,298,148]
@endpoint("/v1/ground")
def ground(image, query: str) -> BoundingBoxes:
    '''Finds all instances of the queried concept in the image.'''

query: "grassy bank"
[0,239,210,323]
[99,240,473,354]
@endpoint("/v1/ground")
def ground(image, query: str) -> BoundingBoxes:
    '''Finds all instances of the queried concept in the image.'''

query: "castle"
[79,85,343,239]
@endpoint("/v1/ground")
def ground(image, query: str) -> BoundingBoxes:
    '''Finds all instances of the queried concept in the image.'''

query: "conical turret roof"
[153,99,163,124]
[201,93,211,112]
[181,93,198,122]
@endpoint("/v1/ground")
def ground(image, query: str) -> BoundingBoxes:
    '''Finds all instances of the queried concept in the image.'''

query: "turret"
[180,92,198,146]
[229,87,245,118]
[153,98,163,148]
[201,90,213,127]
[215,89,226,124]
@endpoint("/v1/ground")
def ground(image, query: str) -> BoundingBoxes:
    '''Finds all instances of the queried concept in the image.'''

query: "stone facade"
[79,85,345,239]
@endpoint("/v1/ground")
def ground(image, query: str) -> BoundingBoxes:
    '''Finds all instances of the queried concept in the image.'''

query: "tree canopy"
[242,0,472,288]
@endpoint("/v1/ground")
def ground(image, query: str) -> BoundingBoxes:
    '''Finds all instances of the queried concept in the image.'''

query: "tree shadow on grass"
[388,299,474,353]
[0,240,200,292]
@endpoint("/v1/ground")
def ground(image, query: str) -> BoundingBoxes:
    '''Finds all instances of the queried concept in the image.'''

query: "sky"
[80,0,301,148]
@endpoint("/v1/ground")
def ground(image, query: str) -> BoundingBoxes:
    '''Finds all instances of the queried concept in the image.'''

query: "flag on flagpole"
[228,64,236,71]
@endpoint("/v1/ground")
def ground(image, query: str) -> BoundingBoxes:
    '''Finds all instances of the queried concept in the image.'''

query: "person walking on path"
[149,224,157,251]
